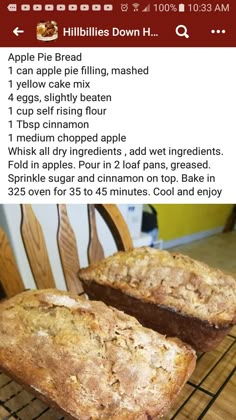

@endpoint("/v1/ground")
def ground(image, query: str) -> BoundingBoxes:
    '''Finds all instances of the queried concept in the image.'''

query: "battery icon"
[179,3,185,12]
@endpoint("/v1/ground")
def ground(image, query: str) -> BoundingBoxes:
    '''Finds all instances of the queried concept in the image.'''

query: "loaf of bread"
[78,247,236,351]
[0,289,196,420]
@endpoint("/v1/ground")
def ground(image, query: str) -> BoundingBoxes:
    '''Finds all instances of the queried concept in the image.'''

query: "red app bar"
[0,1,235,47]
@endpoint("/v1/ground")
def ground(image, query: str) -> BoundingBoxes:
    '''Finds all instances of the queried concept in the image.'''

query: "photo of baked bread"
[0,204,235,418]
[36,21,58,41]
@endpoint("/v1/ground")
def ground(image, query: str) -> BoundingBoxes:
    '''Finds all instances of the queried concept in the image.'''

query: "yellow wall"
[153,204,233,241]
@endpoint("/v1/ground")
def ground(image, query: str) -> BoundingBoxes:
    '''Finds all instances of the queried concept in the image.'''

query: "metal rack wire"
[0,374,64,420]
[172,338,235,419]
[164,328,236,419]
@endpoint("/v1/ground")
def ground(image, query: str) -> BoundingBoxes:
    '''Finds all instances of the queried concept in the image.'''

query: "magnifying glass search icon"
[176,25,189,38]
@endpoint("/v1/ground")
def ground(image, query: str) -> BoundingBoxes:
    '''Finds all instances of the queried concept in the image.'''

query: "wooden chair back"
[0,204,133,298]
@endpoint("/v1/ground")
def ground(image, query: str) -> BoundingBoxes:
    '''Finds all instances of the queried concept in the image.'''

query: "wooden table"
[0,326,235,419]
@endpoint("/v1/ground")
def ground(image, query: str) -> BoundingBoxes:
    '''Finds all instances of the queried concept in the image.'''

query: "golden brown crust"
[78,247,236,327]
[0,289,196,420]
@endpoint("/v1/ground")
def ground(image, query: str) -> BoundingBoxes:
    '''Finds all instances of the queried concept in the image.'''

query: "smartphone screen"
[0,3,236,419]
[0,1,235,203]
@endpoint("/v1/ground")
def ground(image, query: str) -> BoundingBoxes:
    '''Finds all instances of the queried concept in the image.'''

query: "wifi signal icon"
[132,3,139,11]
